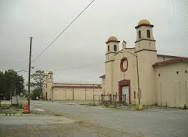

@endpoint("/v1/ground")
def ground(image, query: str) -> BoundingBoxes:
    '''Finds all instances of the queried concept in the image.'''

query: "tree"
[0,69,25,100]
[16,75,24,95]
[31,70,44,88]
[31,87,41,100]
[4,70,17,99]
[31,70,44,99]
[0,71,5,99]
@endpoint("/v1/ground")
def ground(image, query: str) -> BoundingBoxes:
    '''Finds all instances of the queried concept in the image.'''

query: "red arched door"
[118,80,131,104]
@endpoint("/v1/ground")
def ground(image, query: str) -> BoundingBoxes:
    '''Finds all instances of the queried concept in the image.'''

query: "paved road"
[32,101,188,137]
[0,100,188,137]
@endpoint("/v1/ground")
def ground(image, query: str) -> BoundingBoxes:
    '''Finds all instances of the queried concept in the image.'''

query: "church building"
[100,19,188,108]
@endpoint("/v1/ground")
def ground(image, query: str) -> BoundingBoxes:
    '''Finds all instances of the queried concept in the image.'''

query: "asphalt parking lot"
[0,100,188,137]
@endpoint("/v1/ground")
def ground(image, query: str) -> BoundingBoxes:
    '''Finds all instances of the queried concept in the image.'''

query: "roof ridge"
[153,58,188,67]
[157,54,188,59]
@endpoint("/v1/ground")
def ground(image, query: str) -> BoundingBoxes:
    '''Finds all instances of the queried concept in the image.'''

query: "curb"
[0,113,21,116]
[0,111,23,116]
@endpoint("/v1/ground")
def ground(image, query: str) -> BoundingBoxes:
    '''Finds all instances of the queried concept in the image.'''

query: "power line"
[32,0,96,63]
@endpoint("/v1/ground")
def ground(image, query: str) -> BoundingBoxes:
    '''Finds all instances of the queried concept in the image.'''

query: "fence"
[99,93,128,105]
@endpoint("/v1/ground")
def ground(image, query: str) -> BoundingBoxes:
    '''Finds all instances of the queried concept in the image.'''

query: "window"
[147,30,150,38]
[120,57,128,72]
[138,30,141,38]
[108,46,110,52]
[114,45,117,51]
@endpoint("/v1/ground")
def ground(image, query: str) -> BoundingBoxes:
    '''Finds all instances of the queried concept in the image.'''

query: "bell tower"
[134,19,157,105]
[135,19,156,51]
[106,36,120,53]
[105,36,120,61]
[47,71,53,83]
[105,36,120,94]
[45,71,53,100]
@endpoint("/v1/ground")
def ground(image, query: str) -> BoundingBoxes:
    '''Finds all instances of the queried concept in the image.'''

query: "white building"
[100,19,188,108]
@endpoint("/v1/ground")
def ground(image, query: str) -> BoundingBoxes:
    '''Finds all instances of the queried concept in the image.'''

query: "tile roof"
[52,83,102,88]
[153,57,188,67]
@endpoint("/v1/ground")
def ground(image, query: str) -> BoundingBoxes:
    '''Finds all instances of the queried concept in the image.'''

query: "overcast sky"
[0,0,188,84]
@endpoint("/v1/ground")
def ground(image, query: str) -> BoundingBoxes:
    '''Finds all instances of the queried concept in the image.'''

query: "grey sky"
[0,0,188,84]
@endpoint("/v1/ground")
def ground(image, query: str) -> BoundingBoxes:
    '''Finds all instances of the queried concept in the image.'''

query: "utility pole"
[28,37,32,113]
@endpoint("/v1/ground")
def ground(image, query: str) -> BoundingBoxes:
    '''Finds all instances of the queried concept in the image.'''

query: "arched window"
[138,30,141,38]
[114,45,117,51]
[147,30,150,38]
[108,46,110,52]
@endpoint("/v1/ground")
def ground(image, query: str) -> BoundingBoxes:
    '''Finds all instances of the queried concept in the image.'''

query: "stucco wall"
[136,50,157,105]
[52,87,102,101]
[155,62,188,108]
[104,48,158,105]
[113,50,138,104]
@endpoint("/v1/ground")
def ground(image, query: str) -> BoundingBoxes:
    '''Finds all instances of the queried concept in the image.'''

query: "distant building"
[42,71,102,101]
[100,19,188,108]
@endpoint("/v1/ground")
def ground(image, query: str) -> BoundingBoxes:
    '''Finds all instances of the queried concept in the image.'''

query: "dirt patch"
[0,120,142,137]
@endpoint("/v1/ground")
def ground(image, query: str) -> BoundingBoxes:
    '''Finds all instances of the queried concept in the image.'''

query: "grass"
[88,103,97,106]
[79,103,88,105]
[0,103,23,115]
[0,104,10,109]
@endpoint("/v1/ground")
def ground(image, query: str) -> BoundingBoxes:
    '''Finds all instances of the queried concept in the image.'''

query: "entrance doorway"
[122,86,129,104]
[119,80,131,104]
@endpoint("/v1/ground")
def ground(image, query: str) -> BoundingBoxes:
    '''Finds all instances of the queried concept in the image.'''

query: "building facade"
[42,71,102,102]
[101,19,188,108]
